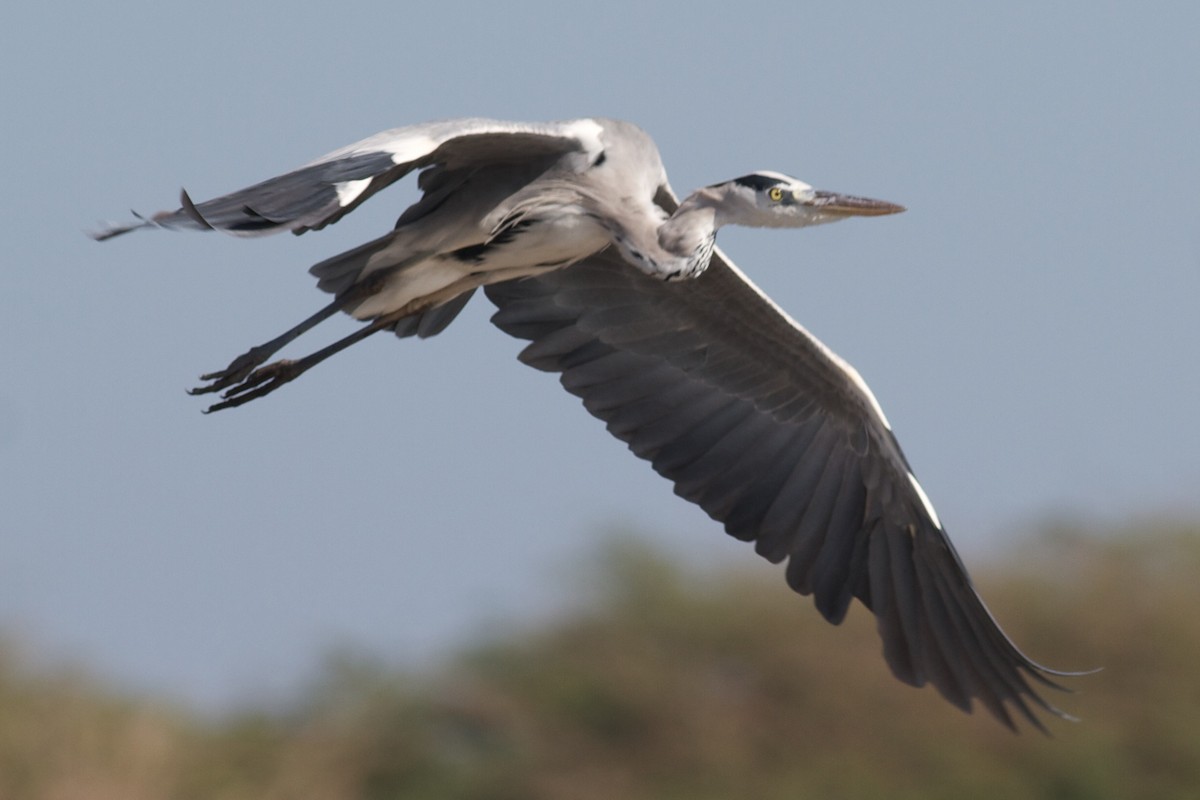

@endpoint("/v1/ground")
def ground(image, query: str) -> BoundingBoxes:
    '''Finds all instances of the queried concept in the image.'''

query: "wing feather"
[485,237,1078,730]
[90,118,604,240]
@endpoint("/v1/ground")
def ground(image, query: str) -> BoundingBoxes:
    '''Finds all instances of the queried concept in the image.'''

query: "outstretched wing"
[90,118,606,240]
[484,191,1077,731]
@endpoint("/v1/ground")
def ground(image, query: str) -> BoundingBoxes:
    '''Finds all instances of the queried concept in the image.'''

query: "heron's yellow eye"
[767,187,784,202]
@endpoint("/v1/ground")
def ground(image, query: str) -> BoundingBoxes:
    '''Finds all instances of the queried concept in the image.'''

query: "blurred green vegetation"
[2,520,1199,799]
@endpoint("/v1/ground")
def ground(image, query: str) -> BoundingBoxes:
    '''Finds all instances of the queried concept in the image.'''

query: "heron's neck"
[608,194,716,281]
[660,196,717,252]
[655,194,719,280]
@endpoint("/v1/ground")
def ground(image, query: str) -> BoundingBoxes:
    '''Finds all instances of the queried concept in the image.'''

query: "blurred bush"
[2,519,1198,799]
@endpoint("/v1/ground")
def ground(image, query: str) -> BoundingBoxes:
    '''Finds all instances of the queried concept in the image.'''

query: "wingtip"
[87,218,145,241]
[87,226,121,242]
[88,206,165,241]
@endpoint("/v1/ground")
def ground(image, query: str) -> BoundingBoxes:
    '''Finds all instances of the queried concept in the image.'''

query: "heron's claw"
[189,345,276,396]
[199,359,301,413]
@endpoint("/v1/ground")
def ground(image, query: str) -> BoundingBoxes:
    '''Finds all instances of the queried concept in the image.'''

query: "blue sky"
[2,2,1197,709]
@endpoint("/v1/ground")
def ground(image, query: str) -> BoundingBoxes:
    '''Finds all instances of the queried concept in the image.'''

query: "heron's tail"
[309,230,412,295]
[308,233,476,340]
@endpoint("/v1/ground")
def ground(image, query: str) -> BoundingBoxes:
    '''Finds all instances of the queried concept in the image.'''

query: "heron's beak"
[807,190,905,217]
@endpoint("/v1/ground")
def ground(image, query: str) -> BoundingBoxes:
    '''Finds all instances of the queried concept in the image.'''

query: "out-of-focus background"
[2,2,1198,796]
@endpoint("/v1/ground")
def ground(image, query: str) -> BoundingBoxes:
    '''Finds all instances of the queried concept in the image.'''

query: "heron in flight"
[94,117,1077,730]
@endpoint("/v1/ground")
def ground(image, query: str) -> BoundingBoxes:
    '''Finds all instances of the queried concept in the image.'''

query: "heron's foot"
[199,359,303,413]
[188,345,277,396]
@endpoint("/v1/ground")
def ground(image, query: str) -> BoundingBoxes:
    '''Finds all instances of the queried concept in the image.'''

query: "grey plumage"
[92,116,1082,731]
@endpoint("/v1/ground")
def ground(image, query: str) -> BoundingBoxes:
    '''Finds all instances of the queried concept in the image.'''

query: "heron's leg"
[189,272,388,396]
[200,314,397,413]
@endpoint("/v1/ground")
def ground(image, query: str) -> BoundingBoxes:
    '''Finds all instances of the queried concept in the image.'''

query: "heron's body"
[313,119,709,323]
[331,207,610,321]
[93,116,1080,731]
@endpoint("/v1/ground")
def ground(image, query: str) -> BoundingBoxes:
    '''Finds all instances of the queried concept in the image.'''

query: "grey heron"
[93,117,1078,730]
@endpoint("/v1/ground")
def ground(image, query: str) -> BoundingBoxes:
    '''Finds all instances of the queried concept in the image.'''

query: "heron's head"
[706,171,904,230]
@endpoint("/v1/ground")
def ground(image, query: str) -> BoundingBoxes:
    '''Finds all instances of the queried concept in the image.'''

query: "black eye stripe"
[732,173,787,192]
